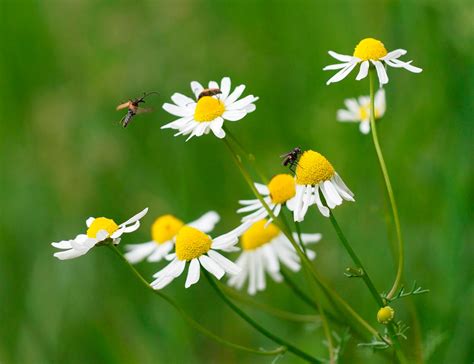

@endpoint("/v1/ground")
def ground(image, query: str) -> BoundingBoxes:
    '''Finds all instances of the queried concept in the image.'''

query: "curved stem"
[222,137,380,339]
[108,245,285,357]
[368,70,405,300]
[222,285,320,323]
[329,212,384,308]
[204,271,321,363]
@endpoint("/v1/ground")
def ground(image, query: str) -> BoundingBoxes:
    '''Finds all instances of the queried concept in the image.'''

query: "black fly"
[116,92,158,127]
[280,147,302,173]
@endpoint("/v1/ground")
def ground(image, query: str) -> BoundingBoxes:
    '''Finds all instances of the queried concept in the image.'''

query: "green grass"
[0,0,472,363]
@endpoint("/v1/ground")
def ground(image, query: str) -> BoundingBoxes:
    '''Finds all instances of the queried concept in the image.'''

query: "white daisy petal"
[209,117,225,138]
[225,84,246,105]
[207,250,241,275]
[328,51,354,62]
[373,61,389,85]
[220,77,231,99]
[381,49,407,61]
[199,254,225,279]
[326,62,358,85]
[171,93,195,107]
[185,259,201,288]
[124,242,156,264]
[359,121,371,134]
[163,103,193,117]
[187,211,220,233]
[190,81,204,98]
[356,60,370,80]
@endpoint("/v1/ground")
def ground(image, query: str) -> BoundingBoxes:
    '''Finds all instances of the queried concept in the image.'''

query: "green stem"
[225,127,268,184]
[328,212,384,308]
[204,271,321,363]
[108,245,285,357]
[222,285,321,323]
[222,137,380,340]
[368,69,405,300]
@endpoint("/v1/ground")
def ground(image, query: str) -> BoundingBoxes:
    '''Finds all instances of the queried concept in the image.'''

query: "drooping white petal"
[147,241,174,262]
[373,61,389,85]
[86,217,95,227]
[356,61,370,80]
[326,62,358,85]
[381,49,407,61]
[359,121,371,134]
[207,250,241,275]
[185,258,201,288]
[314,185,330,217]
[209,117,225,138]
[328,51,354,62]
[199,255,225,279]
[124,242,157,264]
[120,208,149,227]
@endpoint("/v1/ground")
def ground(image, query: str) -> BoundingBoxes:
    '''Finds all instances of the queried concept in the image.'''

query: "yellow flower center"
[359,105,380,121]
[268,174,296,204]
[295,150,335,185]
[175,226,212,261]
[241,220,281,251]
[377,306,395,324]
[86,217,119,238]
[353,38,388,61]
[151,214,184,244]
[194,96,225,122]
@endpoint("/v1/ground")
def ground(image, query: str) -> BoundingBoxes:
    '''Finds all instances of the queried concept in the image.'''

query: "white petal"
[323,63,348,71]
[187,211,220,233]
[222,110,246,121]
[356,61,369,80]
[254,183,269,195]
[375,89,386,116]
[225,84,246,105]
[86,217,95,227]
[171,93,195,107]
[199,255,225,279]
[333,173,355,201]
[185,259,201,288]
[226,95,258,110]
[328,51,354,62]
[120,208,148,227]
[247,253,257,295]
[326,62,358,85]
[261,244,280,273]
[381,49,407,61]
[220,77,231,99]
[255,252,266,291]
[314,185,330,217]
[163,103,193,117]
[207,250,241,275]
[337,109,359,122]
[147,241,174,262]
[359,121,371,134]
[190,81,204,98]
[209,117,225,138]
[124,242,157,264]
[372,61,389,85]
[151,275,175,290]
[161,116,193,130]
[208,80,219,89]
[237,202,262,213]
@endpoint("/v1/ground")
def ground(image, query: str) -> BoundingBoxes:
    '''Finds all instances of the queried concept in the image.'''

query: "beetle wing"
[116,101,131,111]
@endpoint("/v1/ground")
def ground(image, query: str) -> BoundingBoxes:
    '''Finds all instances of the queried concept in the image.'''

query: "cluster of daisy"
[52,37,421,332]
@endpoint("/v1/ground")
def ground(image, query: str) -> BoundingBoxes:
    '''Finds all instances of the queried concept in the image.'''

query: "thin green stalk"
[225,127,268,183]
[222,137,380,340]
[108,245,285,357]
[368,69,405,300]
[204,271,321,363]
[222,285,321,323]
[328,212,384,308]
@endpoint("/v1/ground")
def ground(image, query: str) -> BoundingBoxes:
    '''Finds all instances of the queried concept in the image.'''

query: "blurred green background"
[0,0,472,363]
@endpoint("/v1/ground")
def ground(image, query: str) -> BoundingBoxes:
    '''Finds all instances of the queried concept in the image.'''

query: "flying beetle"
[116,92,158,127]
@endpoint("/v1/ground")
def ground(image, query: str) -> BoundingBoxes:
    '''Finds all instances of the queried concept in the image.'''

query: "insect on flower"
[197,88,222,100]
[116,92,158,127]
[280,147,302,173]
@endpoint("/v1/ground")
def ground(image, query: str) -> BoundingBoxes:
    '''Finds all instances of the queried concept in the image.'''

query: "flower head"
[323,38,422,86]
[151,222,251,289]
[124,211,219,264]
[237,174,296,225]
[228,220,321,295]
[161,77,259,141]
[287,150,354,220]
[337,89,386,134]
[52,208,148,260]
[377,306,395,324]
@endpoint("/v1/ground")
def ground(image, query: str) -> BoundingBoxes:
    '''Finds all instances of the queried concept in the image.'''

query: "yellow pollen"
[175,226,212,261]
[377,306,395,324]
[353,38,388,61]
[86,217,119,238]
[268,174,296,204]
[241,220,281,251]
[194,96,225,122]
[151,214,184,244]
[295,150,335,186]
[359,105,380,121]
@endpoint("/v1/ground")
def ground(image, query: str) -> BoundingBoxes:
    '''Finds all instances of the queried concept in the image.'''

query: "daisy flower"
[52,208,148,260]
[150,223,251,290]
[228,220,321,295]
[337,89,386,134]
[124,211,220,264]
[237,174,296,225]
[324,38,422,86]
[290,150,354,221]
[161,77,259,141]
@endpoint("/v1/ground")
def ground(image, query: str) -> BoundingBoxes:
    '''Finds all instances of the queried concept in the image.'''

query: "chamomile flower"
[290,150,354,221]
[150,223,251,290]
[228,220,321,295]
[52,208,148,260]
[337,89,386,134]
[324,38,422,86]
[124,211,220,264]
[237,174,296,225]
[161,77,259,141]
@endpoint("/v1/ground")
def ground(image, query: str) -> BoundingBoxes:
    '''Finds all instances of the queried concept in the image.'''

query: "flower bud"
[377,306,395,324]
